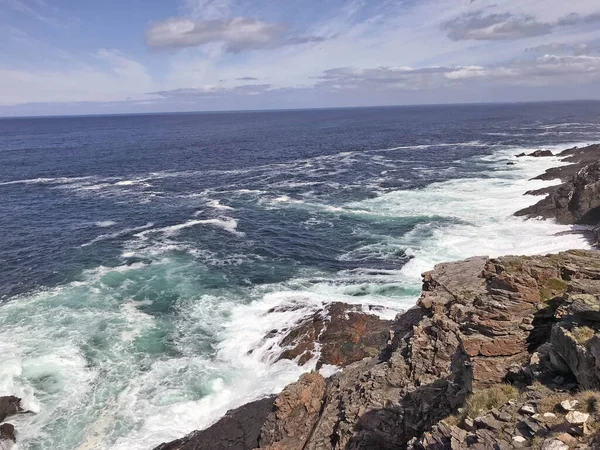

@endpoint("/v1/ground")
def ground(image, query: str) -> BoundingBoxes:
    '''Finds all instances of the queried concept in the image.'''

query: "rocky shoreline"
[151,143,600,450]
[5,144,600,450]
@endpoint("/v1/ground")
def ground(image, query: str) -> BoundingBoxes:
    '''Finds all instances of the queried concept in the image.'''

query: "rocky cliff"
[155,250,600,450]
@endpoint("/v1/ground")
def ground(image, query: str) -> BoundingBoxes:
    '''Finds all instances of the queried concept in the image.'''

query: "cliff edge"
[155,249,600,449]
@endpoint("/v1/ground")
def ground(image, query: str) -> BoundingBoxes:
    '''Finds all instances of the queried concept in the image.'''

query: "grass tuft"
[571,326,596,344]
[539,278,567,301]
[464,384,519,419]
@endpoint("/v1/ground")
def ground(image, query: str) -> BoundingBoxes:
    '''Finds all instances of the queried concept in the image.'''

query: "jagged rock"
[565,411,589,424]
[0,423,15,443]
[0,397,23,423]
[158,249,600,450]
[257,373,326,450]
[528,150,554,157]
[550,324,600,389]
[516,144,600,225]
[275,302,394,368]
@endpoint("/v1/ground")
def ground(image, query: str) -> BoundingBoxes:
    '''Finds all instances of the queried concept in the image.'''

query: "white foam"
[344,143,593,282]
[81,223,154,247]
[0,176,95,187]
[147,218,244,237]
[206,200,234,210]
[94,221,117,228]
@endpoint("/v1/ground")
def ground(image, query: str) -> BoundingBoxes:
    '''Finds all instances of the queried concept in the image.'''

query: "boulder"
[565,411,589,424]
[0,397,23,423]
[0,423,15,443]
[559,400,578,412]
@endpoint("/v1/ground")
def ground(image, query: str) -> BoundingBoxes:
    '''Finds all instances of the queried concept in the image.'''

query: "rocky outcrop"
[0,397,23,423]
[516,150,554,158]
[0,396,26,447]
[531,144,600,182]
[517,160,600,225]
[274,302,395,368]
[157,250,600,450]
[516,144,600,244]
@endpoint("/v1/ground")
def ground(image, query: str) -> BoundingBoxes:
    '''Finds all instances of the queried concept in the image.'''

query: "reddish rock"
[257,373,326,450]
[276,302,394,368]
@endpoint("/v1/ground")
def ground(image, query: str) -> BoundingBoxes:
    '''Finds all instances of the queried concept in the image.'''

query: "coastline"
[2,141,600,449]
[151,143,600,450]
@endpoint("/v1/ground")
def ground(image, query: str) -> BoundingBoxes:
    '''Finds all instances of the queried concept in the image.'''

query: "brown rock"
[0,423,15,443]
[258,373,326,450]
[276,302,394,368]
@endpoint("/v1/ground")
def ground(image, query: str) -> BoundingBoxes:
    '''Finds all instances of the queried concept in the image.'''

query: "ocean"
[0,102,599,449]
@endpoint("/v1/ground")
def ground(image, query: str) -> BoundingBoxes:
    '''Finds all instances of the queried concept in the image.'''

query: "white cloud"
[145,16,327,52]
[146,17,285,52]
[3,0,600,113]
[443,9,600,41]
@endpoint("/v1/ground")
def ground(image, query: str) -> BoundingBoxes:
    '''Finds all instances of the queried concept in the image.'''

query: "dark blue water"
[0,102,599,450]
[2,102,600,299]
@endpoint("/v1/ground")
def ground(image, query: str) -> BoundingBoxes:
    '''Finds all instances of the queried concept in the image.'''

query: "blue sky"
[2,0,600,116]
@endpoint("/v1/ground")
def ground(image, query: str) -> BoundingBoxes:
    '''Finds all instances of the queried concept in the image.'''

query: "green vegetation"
[443,384,520,425]
[465,384,520,418]
[539,277,568,301]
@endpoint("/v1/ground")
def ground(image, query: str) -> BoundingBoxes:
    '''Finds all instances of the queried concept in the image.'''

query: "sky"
[1,0,600,116]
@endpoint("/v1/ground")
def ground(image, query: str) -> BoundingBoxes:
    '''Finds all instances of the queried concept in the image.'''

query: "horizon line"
[1,98,599,120]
